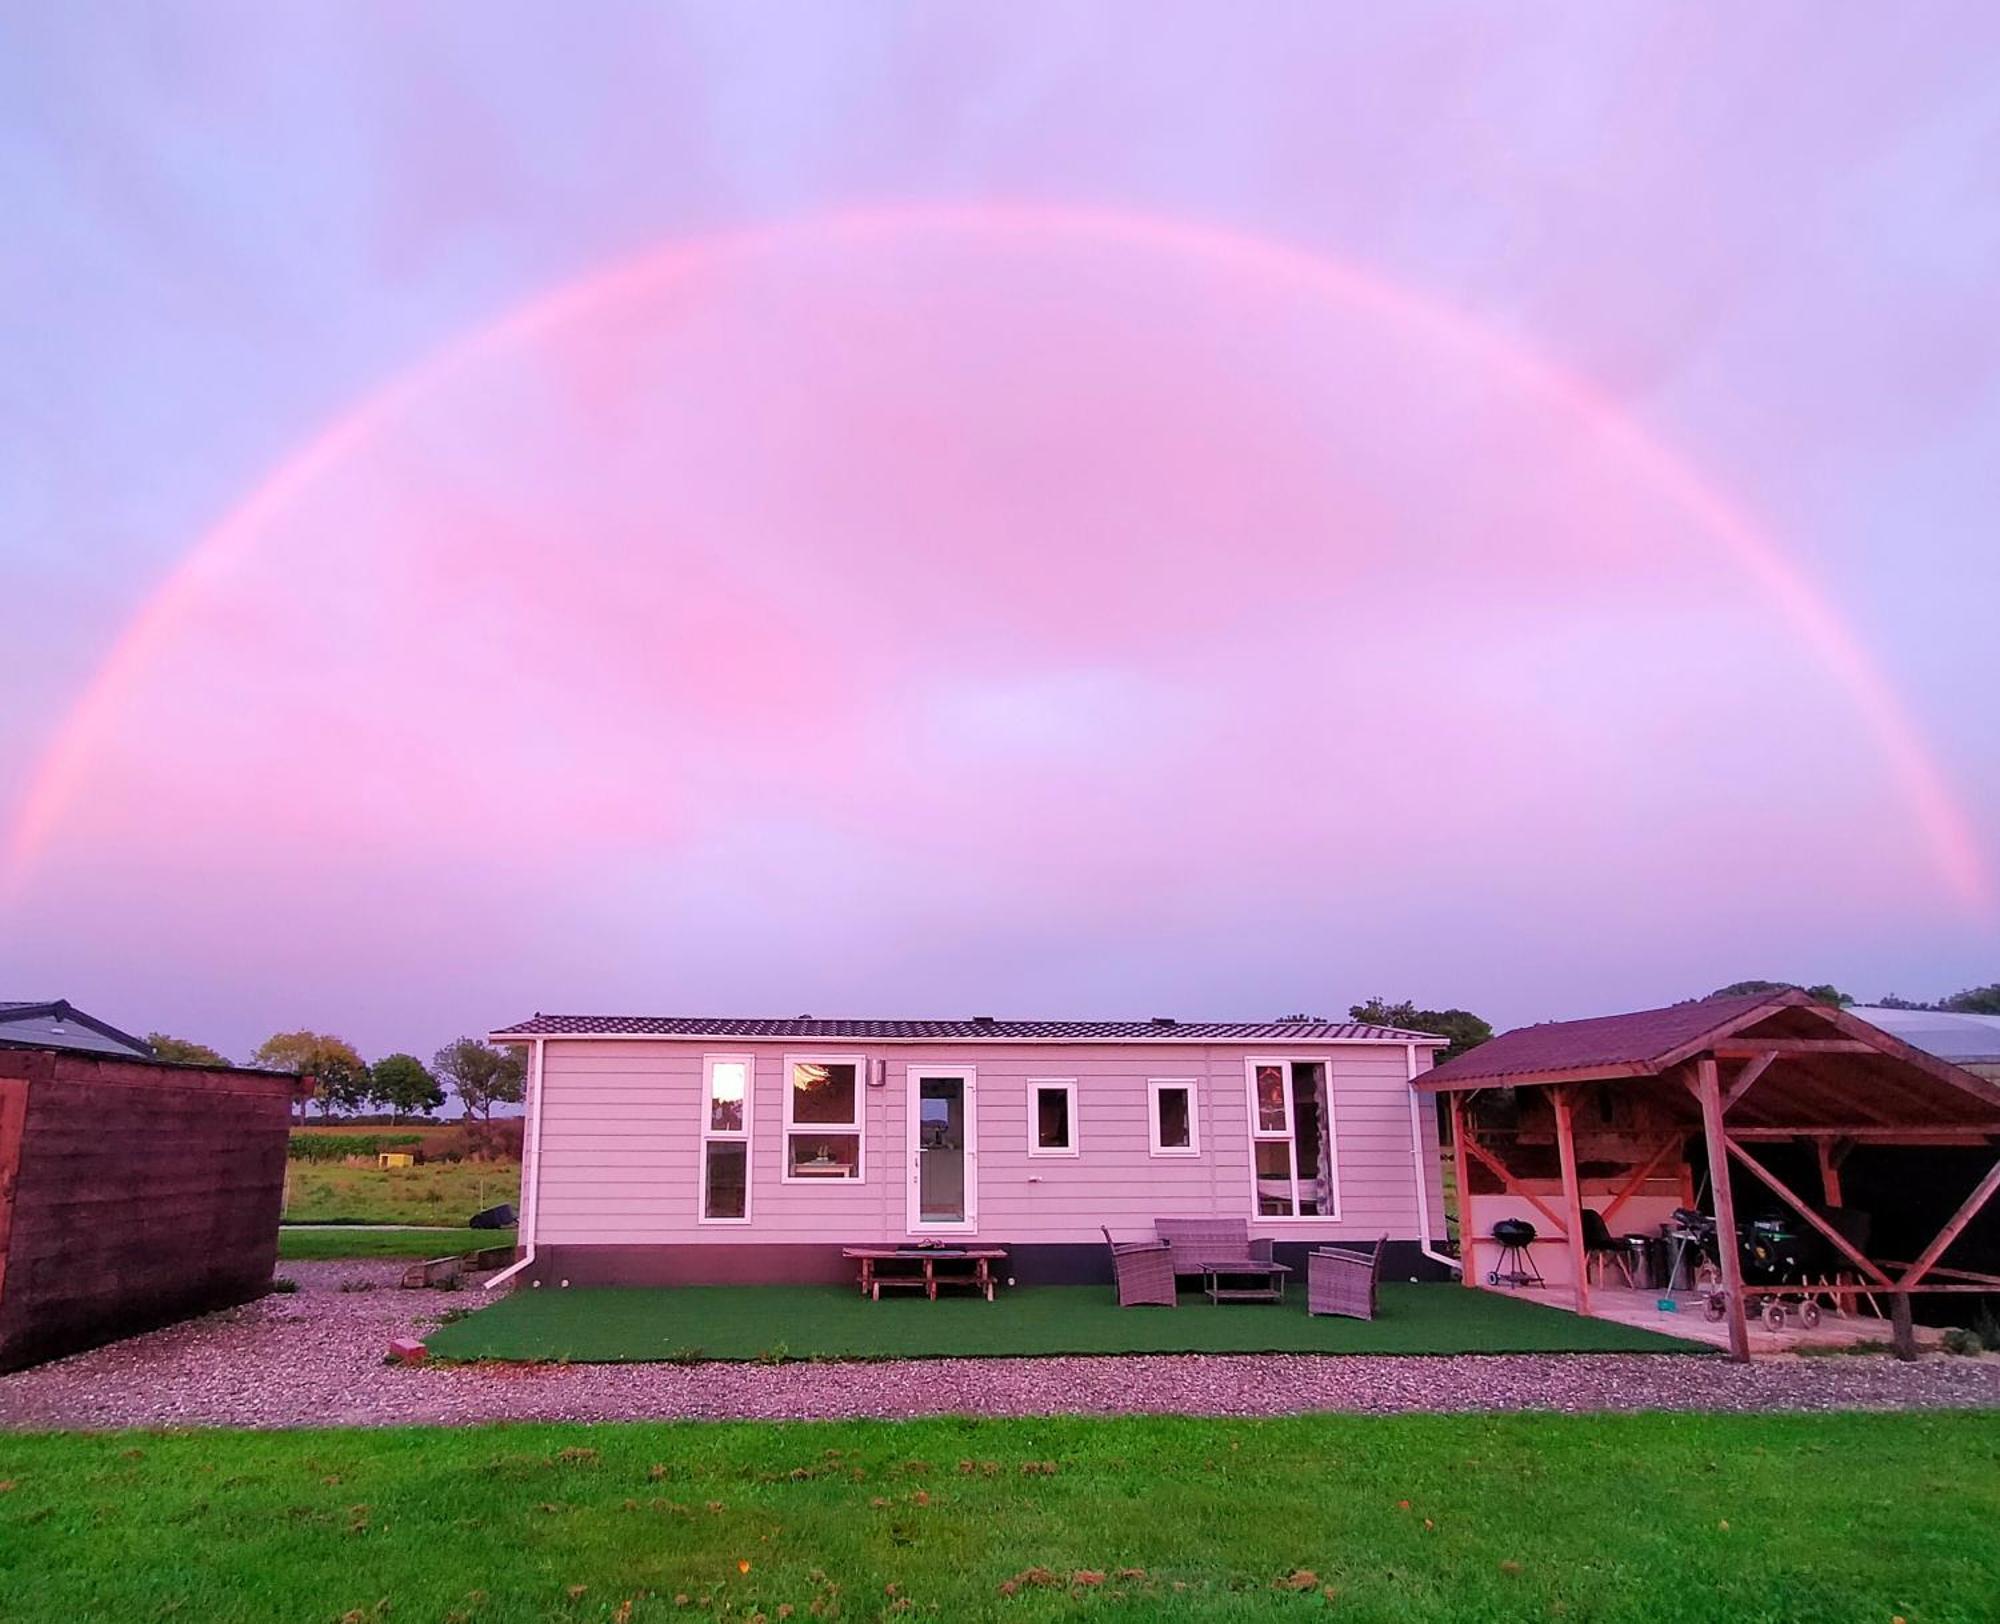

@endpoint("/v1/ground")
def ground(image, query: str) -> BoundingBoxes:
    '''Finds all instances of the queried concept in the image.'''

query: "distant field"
[277,1226,515,1260]
[283,1156,519,1226]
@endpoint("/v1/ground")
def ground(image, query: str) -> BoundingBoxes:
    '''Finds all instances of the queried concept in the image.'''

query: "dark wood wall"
[0,1049,295,1371]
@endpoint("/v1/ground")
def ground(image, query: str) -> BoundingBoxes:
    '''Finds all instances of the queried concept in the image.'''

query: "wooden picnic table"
[841,1246,1008,1301]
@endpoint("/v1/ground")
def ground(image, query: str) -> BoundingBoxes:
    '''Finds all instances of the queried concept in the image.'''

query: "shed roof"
[0,999,153,1059]
[491,1013,1444,1044]
[1418,991,1783,1086]
[1417,989,2000,1135]
[1849,1006,2000,1066]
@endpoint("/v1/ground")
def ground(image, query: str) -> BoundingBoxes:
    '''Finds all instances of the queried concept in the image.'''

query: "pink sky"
[3,7,1997,1059]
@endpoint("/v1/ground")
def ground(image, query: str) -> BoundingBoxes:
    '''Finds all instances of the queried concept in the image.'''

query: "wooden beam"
[1552,1086,1590,1314]
[1450,1094,1476,1290]
[1726,1127,1997,1144]
[1459,1135,1570,1239]
[1723,1051,1778,1111]
[1740,1281,2000,1296]
[1602,1137,1683,1225]
[1878,1260,2000,1288]
[1711,1039,1875,1057]
[1899,1154,2000,1288]
[1696,1057,1751,1362]
[1416,1060,1656,1093]
[1721,1135,1893,1286]
[1815,1137,1846,1208]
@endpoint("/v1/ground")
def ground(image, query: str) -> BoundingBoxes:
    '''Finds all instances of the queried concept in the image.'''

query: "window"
[783,1055,864,1181]
[700,1055,752,1222]
[1148,1079,1199,1156]
[1245,1059,1336,1217]
[1027,1079,1078,1156]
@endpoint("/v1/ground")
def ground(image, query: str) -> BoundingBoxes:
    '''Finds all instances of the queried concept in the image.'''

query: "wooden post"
[1889,1291,1916,1360]
[1815,1138,1844,1208]
[1449,1093,1476,1289]
[1695,1056,1750,1362]
[1552,1085,1590,1314]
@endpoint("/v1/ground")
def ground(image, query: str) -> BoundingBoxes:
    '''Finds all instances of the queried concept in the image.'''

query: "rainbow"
[6,203,1987,912]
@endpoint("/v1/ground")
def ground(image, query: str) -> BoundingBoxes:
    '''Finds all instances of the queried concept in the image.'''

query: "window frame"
[698,1052,755,1225]
[1242,1056,1341,1220]
[779,1052,867,1185]
[1147,1077,1201,1157]
[1025,1077,1079,1158]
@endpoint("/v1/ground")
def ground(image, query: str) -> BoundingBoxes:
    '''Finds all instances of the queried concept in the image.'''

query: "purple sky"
[4,4,1998,1062]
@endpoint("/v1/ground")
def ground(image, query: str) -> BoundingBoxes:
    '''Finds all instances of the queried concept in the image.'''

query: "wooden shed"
[0,1047,298,1371]
[1418,990,2000,1360]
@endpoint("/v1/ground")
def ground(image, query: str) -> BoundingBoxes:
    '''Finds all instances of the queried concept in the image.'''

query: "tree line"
[1706,978,2000,1014]
[145,1030,525,1124]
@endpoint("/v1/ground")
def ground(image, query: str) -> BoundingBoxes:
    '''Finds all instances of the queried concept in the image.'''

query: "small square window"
[1148,1080,1199,1155]
[1028,1080,1076,1155]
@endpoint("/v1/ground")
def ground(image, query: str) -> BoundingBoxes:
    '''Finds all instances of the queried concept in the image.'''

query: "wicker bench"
[1152,1218,1273,1276]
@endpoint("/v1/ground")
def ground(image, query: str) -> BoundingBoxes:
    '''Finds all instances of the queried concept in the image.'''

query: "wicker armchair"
[1308,1235,1387,1320]
[1102,1226,1177,1307]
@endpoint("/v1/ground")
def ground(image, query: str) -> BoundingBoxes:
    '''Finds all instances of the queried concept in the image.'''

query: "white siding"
[532,1039,1442,1246]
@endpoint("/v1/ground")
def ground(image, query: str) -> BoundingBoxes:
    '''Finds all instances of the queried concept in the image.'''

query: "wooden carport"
[1417,990,2000,1360]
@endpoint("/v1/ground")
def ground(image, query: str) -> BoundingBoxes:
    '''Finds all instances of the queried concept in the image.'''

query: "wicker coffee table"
[1199,1258,1292,1304]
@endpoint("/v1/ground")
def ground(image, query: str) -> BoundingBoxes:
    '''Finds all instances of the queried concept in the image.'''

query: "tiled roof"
[492,1013,1443,1043]
[0,997,154,1058]
[1418,991,1800,1086]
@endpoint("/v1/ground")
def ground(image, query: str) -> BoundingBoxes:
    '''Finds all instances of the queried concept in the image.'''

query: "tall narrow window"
[1148,1079,1199,1156]
[1027,1079,1078,1156]
[700,1055,752,1222]
[783,1056,864,1181]
[1246,1060,1334,1217]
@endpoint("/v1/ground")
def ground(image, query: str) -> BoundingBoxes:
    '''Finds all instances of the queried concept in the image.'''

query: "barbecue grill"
[1486,1218,1543,1288]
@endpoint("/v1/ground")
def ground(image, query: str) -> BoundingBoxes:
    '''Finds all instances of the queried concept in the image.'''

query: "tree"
[433,1037,525,1121]
[147,1033,229,1066]
[1709,980,1854,1007]
[251,1030,371,1122]
[370,1052,444,1123]
[1939,983,2000,1016]
[1348,998,1494,1064]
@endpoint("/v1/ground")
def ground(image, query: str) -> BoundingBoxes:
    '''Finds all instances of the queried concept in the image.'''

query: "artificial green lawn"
[278,1226,516,1260]
[3,1413,1995,1621]
[424,1283,1702,1363]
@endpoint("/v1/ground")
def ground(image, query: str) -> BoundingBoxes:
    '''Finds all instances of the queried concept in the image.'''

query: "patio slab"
[423,1282,1706,1364]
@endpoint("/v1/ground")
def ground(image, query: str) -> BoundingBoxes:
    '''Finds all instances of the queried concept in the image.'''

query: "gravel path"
[4,1262,1997,1431]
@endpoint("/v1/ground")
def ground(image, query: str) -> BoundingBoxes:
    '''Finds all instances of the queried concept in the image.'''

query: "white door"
[906,1066,977,1232]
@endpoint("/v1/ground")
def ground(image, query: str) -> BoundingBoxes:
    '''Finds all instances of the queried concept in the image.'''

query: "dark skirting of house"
[517,1239,1453,1290]
[0,1047,297,1371]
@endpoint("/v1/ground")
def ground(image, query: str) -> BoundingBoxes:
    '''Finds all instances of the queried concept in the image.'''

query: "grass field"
[277,1226,516,1260]
[424,1283,1701,1362]
[282,1157,520,1226]
[3,1412,1995,1621]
